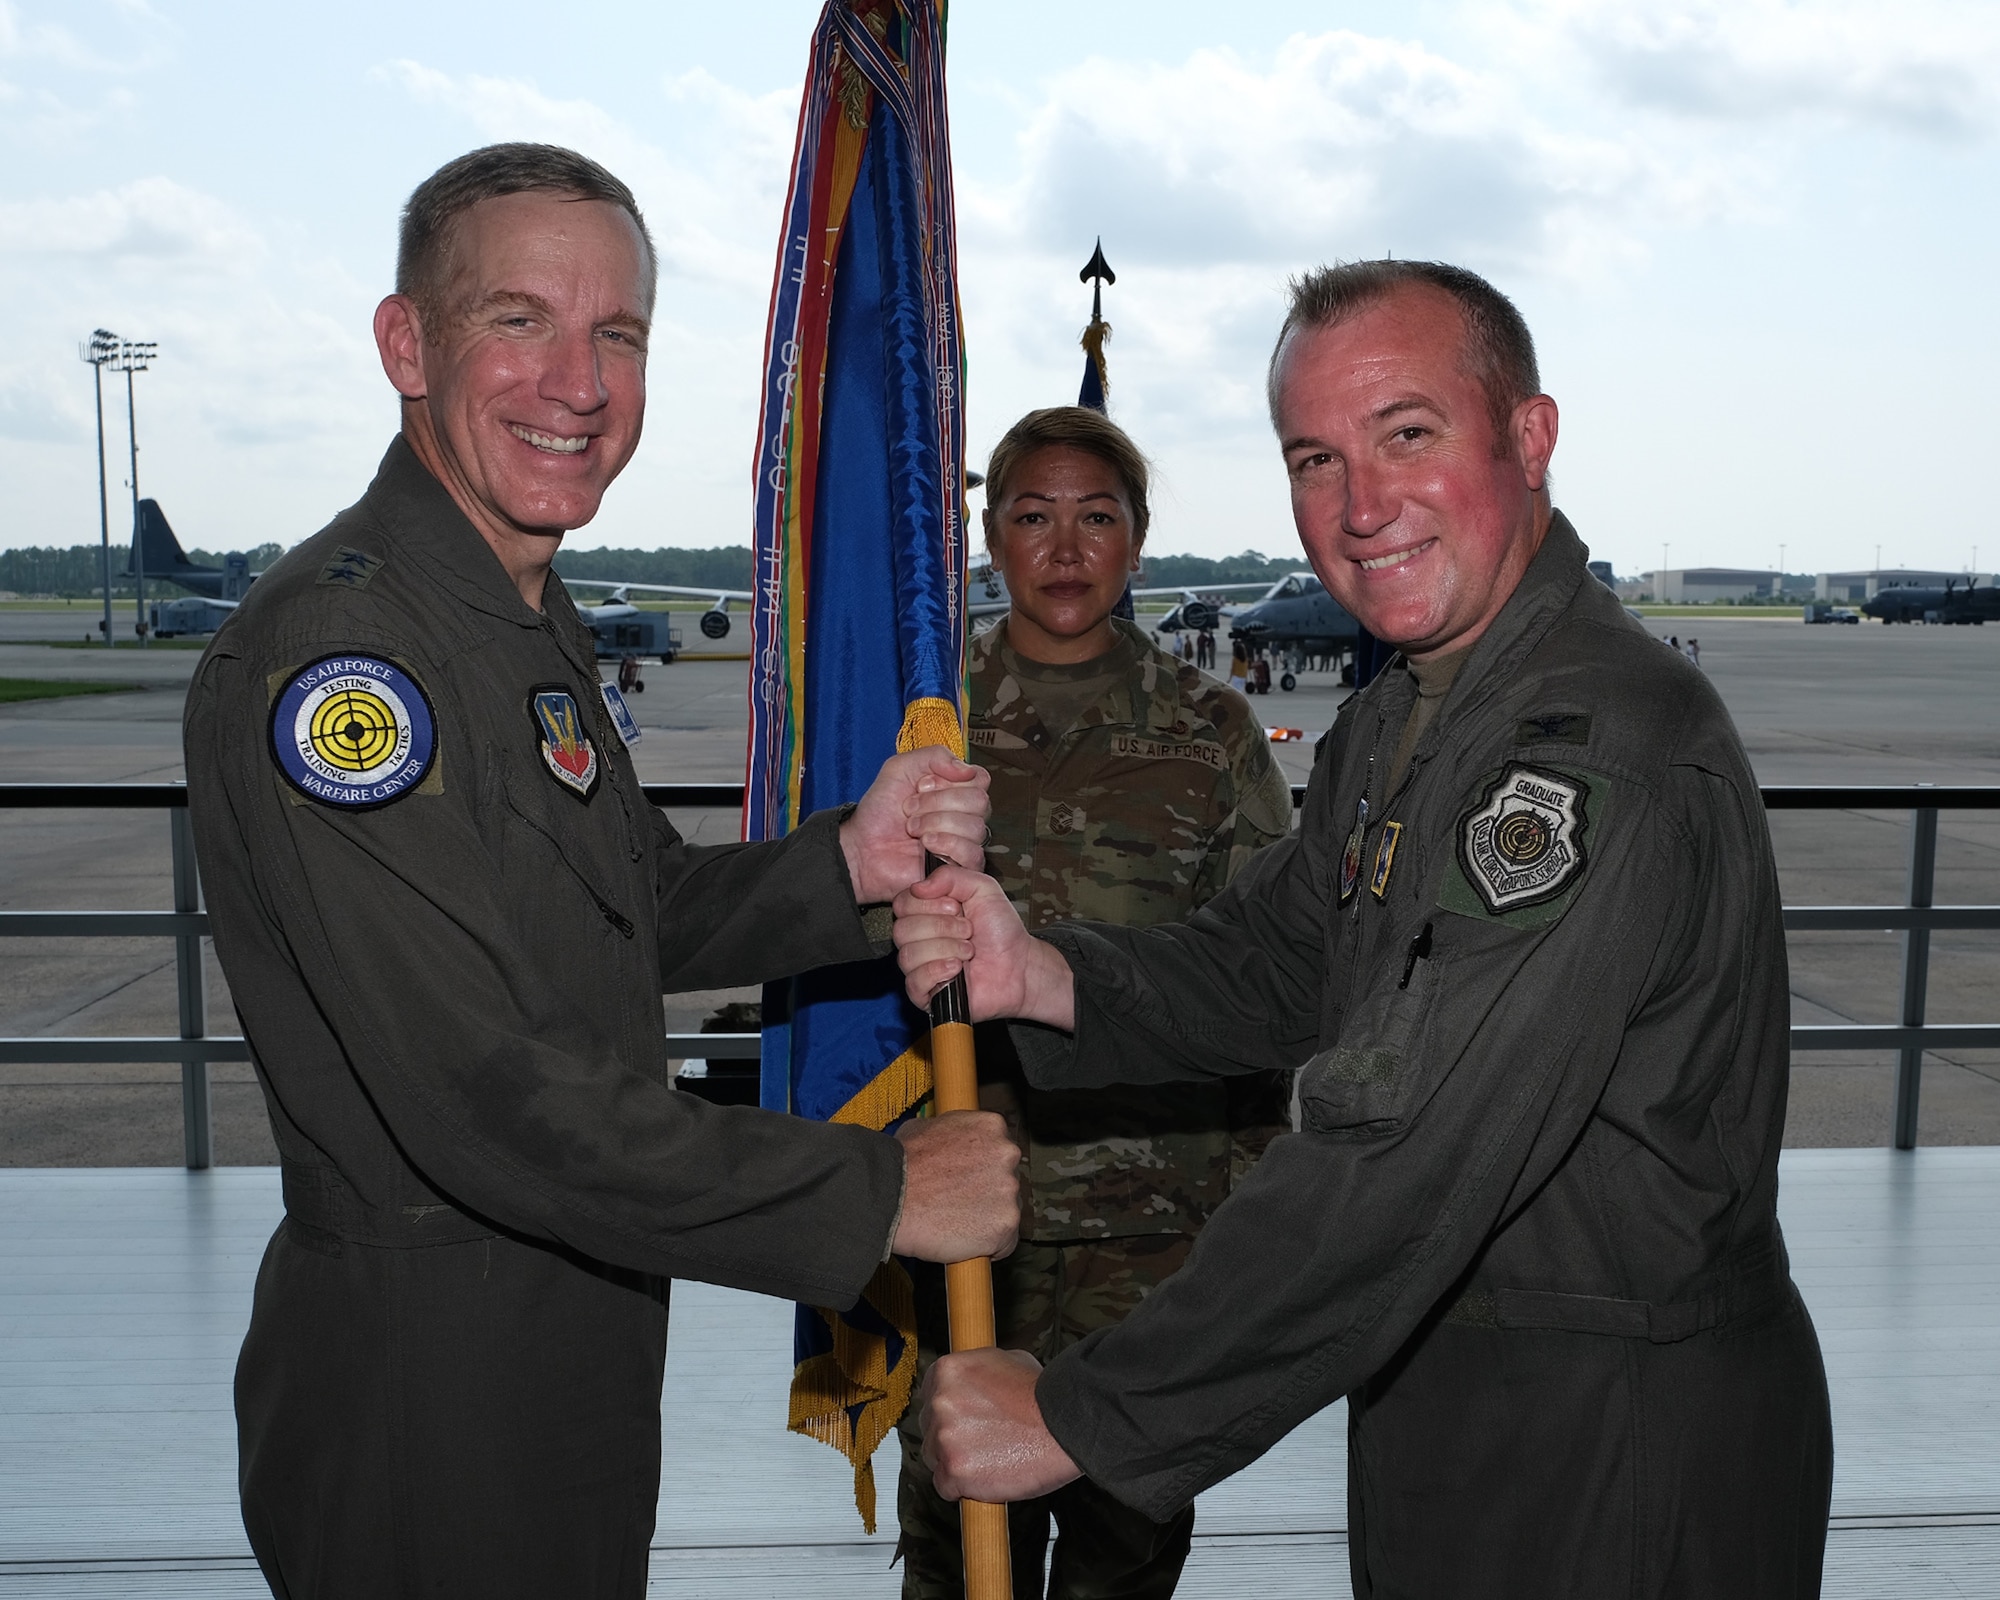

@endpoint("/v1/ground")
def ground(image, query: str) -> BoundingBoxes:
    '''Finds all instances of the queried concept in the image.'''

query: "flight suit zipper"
[502,776,638,940]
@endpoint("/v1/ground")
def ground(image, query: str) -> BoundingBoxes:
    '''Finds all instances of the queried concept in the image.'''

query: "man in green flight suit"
[896,263,1834,1599]
[896,407,1294,1599]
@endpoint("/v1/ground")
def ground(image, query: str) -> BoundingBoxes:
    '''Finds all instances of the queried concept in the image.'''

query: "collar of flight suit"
[360,435,603,679]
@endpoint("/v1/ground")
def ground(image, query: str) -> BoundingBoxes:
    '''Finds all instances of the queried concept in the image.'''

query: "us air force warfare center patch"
[1449,763,1593,921]
[270,655,436,808]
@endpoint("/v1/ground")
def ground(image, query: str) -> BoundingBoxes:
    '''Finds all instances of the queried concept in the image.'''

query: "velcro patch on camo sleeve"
[1440,762,1605,928]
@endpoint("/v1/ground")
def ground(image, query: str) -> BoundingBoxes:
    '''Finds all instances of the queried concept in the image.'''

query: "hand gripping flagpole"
[923,848,1012,1599]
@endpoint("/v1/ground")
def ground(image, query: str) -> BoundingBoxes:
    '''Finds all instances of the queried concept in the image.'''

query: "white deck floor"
[1,1149,1995,1597]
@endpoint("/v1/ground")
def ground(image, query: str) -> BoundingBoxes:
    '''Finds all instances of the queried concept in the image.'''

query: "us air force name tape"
[270,654,437,809]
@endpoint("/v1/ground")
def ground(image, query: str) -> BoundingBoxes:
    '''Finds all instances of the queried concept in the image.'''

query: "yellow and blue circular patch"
[269,654,436,808]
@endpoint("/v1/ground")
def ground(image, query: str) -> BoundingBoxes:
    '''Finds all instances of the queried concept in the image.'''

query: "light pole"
[110,339,157,645]
[79,330,120,647]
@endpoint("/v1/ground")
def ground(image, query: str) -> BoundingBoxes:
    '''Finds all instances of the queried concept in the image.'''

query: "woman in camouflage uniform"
[897,408,1294,1598]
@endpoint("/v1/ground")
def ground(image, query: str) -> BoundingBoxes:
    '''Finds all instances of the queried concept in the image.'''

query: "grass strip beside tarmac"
[0,678,145,703]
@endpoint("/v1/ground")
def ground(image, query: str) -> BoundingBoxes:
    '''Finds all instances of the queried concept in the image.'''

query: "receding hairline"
[1266,260,1542,449]
[1268,281,1470,409]
[396,143,659,336]
[433,195,655,326]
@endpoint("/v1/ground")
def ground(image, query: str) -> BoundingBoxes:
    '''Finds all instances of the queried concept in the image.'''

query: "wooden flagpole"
[924,851,1012,1598]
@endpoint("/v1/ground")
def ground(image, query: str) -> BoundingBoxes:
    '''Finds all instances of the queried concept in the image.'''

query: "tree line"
[0,544,287,598]
[0,542,1303,599]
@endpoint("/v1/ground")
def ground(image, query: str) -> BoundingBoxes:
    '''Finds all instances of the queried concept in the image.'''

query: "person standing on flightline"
[894,408,1294,1599]
[184,144,1018,1600]
[896,260,1833,1598]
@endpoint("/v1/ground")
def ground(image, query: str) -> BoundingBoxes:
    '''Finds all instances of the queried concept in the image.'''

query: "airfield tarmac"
[0,608,1994,1163]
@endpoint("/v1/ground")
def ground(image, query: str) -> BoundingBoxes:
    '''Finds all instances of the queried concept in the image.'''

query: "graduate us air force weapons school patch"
[270,655,436,808]
[1442,763,1604,928]
[530,688,600,800]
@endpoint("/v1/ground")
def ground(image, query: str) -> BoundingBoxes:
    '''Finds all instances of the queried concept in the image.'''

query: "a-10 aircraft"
[1861,577,1997,625]
[1219,571,1363,679]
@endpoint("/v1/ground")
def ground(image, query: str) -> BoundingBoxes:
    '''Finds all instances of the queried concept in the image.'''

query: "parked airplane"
[1861,578,1998,625]
[1226,572,1364,686]
[130,500,258,602]
[967,561,1273,631]
[559,579,745,661]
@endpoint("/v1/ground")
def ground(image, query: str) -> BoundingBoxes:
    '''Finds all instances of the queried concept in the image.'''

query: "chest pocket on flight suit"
[496,758,638,942]
[1297,943,1446,1138]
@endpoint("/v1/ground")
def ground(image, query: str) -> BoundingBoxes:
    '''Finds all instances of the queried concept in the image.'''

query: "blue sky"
[4,0,1998,577]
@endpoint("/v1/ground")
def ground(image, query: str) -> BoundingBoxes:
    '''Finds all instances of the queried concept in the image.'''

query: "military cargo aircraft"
[1861,578,1997,624]
[129,500,258,602]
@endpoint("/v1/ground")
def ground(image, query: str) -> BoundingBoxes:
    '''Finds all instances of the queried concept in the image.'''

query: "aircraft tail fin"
[128,499,196,575]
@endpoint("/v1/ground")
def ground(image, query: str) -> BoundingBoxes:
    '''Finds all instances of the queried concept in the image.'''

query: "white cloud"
[373,58,798,292]
[0,175,263,268]
[1512,0,2000,137]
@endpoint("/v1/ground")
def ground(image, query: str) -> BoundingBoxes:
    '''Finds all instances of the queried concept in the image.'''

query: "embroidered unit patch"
[1457,763,1588,914]
[600,682,642,748]
[1370,820,1403,900]
[269,655,435,809]
[531,688,600,800]
[1339,793,1370,904]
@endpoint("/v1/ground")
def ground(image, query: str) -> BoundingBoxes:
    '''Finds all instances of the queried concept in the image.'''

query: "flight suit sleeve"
[1006,751,1332,1091]
[189,646,901,1308]
[646,803,885,990]
[1203,704,1299,1162]
[1032,763,1721,1519]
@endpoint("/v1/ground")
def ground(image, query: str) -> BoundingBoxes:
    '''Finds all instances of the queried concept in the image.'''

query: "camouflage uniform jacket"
[968,616,1294,1241]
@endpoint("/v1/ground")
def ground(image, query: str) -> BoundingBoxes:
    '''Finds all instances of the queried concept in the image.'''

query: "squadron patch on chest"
[1456,763,1588,914]
[269,654,436,809]
[529,687,600,801]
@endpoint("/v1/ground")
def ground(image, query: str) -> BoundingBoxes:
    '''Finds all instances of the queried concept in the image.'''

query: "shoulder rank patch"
[269,654,436,808]
[530,687,599,800]
[316,547,386,590]
[1516,712,1591,746]
[1454,763,1589,916]
[599,682,642,748]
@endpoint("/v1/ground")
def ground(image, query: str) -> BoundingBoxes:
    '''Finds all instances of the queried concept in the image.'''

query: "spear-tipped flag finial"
[1078,239,1114,411]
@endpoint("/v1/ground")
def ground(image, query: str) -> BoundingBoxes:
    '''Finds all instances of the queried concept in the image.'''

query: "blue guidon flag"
[746,0,968,1533]
[269,655,436,809]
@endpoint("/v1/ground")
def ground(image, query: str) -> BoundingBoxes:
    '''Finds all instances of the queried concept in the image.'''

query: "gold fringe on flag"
[896,694,967,759]
[787,695,968,1528]
[1081,316,1112,402]
[788,1259,920,1534]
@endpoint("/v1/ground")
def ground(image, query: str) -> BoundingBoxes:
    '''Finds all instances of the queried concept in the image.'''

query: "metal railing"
[1,782,1994,1164]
